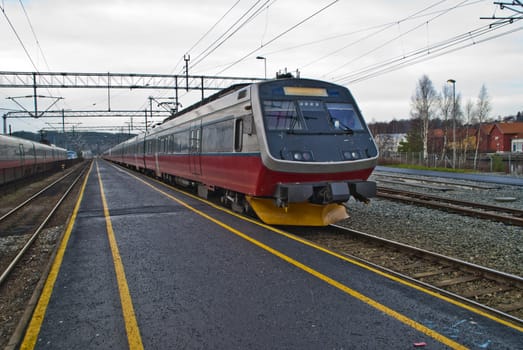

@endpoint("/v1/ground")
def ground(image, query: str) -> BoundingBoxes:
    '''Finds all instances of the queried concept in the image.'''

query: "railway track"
[377,186,523,226]
[0,161,90,285]
[301,225,523,326]
[0,161,91,350]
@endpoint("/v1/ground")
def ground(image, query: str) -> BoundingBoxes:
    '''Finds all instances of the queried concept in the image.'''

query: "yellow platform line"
[119,162,521,334]
[96,162,144,350]
[116,165,467,350]
[20,161,144,350]
[20,161,93,349]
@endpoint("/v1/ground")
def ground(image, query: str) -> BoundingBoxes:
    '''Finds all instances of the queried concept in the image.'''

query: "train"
[103,78,378,226]
[0,134,68,186]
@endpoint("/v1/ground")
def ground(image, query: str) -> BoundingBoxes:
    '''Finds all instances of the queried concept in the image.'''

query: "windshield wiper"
[331,118,354,134]
[286,129,353,135]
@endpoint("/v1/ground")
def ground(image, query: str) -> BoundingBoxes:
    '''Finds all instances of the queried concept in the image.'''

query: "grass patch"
[386,163,474,173]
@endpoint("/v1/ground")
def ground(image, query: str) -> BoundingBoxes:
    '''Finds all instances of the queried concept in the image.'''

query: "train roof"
[0,134,66,150]
[162,83,250,124]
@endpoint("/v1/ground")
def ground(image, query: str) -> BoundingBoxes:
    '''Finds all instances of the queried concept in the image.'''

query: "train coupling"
[274,180,376,208]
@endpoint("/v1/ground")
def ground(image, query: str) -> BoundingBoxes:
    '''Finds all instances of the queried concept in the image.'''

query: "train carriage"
[0,134,68,186]
[104,78,378,226]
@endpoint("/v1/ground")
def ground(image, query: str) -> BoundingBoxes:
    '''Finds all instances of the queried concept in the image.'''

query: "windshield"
[325,103,363,131]
[262,100,303,131]
[262,100,364,133]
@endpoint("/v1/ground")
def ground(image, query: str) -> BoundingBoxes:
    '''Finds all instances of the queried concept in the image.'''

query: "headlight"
[343,150,360,160]
[302,151,312,161]
[292,151,313,161]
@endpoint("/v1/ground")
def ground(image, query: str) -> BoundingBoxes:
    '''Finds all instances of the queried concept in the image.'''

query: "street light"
[447,79,456,169]
[256,56,267,79]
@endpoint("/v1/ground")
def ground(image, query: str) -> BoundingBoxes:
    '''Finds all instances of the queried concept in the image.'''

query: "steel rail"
[318,224,523,326]
[377,187,523,226]
[0,169,76,222]
[0,163,89,286]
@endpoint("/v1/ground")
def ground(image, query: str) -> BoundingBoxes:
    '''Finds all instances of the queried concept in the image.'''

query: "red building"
[477,122,523,153]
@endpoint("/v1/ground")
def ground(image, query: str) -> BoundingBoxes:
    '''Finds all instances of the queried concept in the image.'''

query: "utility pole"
[184,54,190,92]
[148,97,153,132]
[256,56,267,79]
[447,79,456,169]
[144,109,148,133]
[107,72,111,111]
[175,76,179,113]
[33,72,38,119]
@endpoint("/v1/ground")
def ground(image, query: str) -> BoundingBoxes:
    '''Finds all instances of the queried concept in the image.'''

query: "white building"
[512,138,523,152]
[374,133,407,156]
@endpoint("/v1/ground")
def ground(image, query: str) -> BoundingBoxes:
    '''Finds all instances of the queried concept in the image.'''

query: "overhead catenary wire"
[1,2,39,71]
[16,0,70,112]
[214,0,339,76]
[259,0,484,60]
[156,0,274,111]
[170,0,243,75]
[18,0,51,72]
[189,0,274,72]
[333,19,522,85]
[317,0,467,78]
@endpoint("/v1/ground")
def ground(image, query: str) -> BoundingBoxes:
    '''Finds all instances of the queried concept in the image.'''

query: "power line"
[214,0,339,75]
[0,2,39,71]
[189,0,273,71]
[170,0,243,75]
[333,19,522,85]
[186,0,243,59]
[316,0,462,78]
[18,0,51,71]
[260,0,485,60]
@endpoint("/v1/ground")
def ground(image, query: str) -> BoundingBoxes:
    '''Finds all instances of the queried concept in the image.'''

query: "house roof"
[495,122,523,135]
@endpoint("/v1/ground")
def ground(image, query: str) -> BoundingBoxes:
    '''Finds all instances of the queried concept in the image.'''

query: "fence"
[379,152,523,176]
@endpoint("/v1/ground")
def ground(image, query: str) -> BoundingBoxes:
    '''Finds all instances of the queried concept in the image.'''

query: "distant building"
[374,133,407,156]
[478,122,523,153]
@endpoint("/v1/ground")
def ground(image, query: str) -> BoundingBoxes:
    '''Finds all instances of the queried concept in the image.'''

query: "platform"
[14,160,523,349]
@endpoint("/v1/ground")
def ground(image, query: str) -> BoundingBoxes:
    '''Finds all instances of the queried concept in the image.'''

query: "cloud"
[1,0,522,134]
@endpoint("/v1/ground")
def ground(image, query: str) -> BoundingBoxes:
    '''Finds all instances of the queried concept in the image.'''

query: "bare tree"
[411,75,439,161]
[463,98,475,160]
[473,84,492,169]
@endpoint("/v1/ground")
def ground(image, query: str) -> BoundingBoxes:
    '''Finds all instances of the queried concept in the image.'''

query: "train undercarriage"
[166,174,376,226]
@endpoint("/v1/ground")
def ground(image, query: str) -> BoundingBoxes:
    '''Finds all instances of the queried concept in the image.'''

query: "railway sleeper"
[461,285,513,298]
[433,274,481,288]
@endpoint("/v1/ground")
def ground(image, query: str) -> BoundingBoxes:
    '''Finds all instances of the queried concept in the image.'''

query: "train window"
[237,90,247,99]
[202,120,233,153]
[326,103,363,131]
[262,100,303,131]
[234,119,243,152]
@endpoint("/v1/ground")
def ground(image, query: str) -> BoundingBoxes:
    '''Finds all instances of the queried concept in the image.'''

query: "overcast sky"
[1,0,522,133]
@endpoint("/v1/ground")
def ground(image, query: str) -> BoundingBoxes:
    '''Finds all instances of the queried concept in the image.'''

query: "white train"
[104,78,378,225]
[0,134,68,186]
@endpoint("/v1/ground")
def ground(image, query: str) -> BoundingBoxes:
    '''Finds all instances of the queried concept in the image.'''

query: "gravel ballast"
[339,172,523,277]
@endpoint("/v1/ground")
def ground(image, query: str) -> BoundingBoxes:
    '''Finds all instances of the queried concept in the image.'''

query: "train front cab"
[247,79,379,226]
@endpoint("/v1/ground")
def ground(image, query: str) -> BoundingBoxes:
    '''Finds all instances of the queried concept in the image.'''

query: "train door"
[154,138,161,177]
[18,144,25,166]
[189,123,202,175]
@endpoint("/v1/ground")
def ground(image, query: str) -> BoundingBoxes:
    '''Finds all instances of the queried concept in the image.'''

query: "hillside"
[12,131,136,155]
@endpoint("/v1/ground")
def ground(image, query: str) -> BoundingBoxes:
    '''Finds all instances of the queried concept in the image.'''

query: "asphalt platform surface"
[18,160,523,349]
